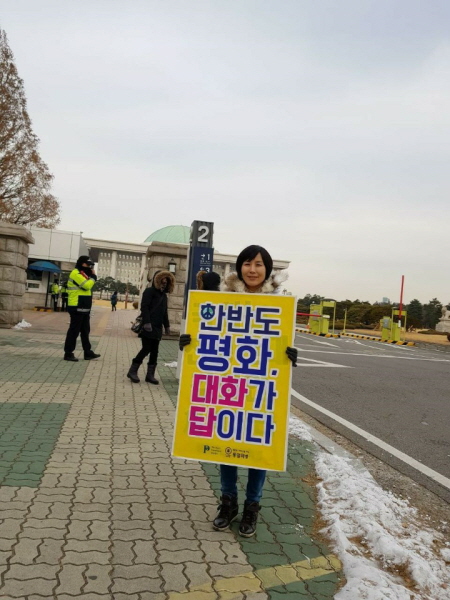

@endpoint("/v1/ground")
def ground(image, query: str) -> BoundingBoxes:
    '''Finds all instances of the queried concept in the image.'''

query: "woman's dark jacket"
[139,270,175,341]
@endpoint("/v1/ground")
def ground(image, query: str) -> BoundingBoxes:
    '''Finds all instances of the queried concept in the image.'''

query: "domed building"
[143,225,190,245]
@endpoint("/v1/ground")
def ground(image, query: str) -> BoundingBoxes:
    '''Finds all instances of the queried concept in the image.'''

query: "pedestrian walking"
[110,290,118,311]
[51,277,59,311]
[63,256,101,362]
[180,245,297,537]
[60,281,68,312]
[127,270,175,384]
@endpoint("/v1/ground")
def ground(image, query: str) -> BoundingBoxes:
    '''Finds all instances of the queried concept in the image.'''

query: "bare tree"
[0,28,60,227]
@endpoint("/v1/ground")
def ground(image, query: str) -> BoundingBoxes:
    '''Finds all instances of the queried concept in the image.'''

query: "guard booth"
[307,300,336,335]
[308,303,330,335]
[380,309,407,342]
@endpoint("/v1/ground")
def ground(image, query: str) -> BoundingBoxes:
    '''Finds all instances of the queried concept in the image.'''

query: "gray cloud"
[1,0,449,303]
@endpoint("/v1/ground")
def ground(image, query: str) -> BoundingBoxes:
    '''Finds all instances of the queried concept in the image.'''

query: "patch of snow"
[164,361,177,368]
[315,452,450,600]
[288,415,313,442]
[13,319,31,329]
[441,548,450,562]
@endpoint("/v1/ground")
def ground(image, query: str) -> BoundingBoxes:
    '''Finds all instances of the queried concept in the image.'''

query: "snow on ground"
[164,361,177,368]
[290,415,450,600]
[289,416,313,442]
[13,319,31,329]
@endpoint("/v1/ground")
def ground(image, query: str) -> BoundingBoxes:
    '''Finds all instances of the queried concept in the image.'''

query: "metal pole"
[125,283,129,310]
[399,275,404,320]
[398,274,405,340]
[332,303,336,334]
[44,273,49,308]
[343,309,347,334]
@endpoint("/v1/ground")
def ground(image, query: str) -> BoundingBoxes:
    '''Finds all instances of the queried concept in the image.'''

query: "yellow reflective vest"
[51,283,59,295]
[67,268,97,312]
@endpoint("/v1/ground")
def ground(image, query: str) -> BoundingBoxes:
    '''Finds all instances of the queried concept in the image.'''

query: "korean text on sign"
[172,291,296,471]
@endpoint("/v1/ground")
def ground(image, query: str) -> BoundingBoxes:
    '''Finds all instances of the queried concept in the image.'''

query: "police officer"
[51,277,60,311]
[63,256,101,362]
[60,281,69,312]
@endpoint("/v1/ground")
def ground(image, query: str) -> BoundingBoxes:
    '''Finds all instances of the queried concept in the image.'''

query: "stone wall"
[0,222,34,328]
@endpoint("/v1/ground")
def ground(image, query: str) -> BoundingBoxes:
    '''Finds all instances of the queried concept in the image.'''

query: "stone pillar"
[0,222,35,328]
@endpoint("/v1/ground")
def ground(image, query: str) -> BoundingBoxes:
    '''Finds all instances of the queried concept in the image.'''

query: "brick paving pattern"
[0,307,342,599]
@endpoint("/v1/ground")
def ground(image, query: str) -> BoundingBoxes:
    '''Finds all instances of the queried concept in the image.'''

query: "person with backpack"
[127,270,175,384]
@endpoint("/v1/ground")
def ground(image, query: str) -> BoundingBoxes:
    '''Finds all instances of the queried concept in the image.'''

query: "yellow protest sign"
[172,291,296,471]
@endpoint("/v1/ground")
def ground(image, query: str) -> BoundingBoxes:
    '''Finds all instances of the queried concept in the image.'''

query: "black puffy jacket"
[140,270,175,340]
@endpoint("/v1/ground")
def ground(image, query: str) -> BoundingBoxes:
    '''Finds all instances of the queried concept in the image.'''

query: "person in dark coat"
[110,291,118,311]
[127,270,175,384]
[196,270,221,291]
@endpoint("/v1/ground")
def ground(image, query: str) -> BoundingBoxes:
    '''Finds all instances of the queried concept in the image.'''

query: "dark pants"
[134,337,160,365]
[52,295,58,311]
[64,309,92,356]
[220,465,266,503]
[111,304,117,311]
[61,296,68,311]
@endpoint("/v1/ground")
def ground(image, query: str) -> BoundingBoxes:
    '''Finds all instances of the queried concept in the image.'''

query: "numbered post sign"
[172,291,296,471]
[188,246,214,289]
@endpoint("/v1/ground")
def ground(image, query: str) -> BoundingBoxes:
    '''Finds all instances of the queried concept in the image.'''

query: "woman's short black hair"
[236,245,273,281]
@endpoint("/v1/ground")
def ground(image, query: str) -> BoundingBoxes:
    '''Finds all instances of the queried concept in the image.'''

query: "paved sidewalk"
[0,308,343,599]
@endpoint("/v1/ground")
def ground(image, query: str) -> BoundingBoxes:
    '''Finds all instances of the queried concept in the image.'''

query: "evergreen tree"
[422,298,442,329]
[0,28,60,227]
[406,299,423,328]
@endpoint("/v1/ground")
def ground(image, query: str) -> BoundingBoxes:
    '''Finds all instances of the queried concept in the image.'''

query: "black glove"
[286,346,297,367]
[142,323,153,333]
[179,334,192,351]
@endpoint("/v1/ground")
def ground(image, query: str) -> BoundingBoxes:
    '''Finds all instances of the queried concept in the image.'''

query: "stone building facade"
[0,222,34,328]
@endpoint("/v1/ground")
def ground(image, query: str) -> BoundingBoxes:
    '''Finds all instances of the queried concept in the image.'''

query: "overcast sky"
[2,1,449,304]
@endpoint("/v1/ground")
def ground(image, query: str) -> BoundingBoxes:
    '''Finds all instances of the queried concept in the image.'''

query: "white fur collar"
[221,270,288,294]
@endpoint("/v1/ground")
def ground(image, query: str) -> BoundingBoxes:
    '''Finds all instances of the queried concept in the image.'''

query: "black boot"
[64,354,78,362]
[127,360,141,383]
[213,495,239,531]
[239,501,261,537]
[145,364,159,384]
[84,351,101,360]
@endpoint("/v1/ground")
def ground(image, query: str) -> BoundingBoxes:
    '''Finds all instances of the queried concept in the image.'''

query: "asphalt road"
[291,333,450,503]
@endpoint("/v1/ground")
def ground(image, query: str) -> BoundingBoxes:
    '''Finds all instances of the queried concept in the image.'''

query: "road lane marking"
[294,348,450,362]
[290,388,450,492]
[297,357,352,368]
[311,339,339,348]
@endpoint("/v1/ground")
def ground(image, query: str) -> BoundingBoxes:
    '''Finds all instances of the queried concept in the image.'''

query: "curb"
[296,328,340,339]
[341,332,415,346]
[32,307,53,312]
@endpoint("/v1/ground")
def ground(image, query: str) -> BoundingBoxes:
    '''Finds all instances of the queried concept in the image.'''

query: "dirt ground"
[93,298,138,310]
[350,328,450,346]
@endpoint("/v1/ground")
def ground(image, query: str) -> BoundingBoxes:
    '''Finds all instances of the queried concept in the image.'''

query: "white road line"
[290,388,450,492]
[309,339,339,348]
[297,357,352,368]
[294,348,450,362]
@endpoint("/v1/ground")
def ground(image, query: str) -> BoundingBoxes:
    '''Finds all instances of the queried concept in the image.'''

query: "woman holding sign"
[180,245,297,537]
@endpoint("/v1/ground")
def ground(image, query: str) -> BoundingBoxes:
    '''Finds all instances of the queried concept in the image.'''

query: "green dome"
[144,225,190,244]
